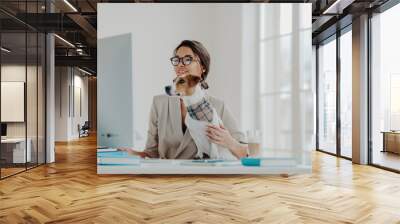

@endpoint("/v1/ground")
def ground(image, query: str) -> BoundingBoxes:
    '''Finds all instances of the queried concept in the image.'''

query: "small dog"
[165,75,236,160]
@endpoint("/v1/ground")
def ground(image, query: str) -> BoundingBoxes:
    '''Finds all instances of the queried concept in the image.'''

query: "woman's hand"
[117,147,148,158]
[206,124,248,159]
[206,124,236,149]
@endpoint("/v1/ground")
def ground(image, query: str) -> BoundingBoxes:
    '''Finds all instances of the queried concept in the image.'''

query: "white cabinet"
[1,138,32,163]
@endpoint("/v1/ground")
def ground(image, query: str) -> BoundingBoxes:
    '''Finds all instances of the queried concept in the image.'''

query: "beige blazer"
[143,94,245,159]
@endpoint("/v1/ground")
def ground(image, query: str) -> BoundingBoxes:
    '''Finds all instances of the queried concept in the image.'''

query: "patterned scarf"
[186,98,214,122]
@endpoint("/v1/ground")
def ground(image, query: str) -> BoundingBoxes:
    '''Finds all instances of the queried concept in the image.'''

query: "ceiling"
[0,0,393,75]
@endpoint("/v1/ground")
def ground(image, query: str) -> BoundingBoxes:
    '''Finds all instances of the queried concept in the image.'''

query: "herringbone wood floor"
[1,134,400,224]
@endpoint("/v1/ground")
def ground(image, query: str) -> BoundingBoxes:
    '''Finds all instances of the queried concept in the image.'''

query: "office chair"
[79,121,90,138]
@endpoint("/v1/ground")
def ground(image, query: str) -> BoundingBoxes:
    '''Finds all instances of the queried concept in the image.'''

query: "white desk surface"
[97,149,311,175]
[97,160,311,175]
[98,165,311,174]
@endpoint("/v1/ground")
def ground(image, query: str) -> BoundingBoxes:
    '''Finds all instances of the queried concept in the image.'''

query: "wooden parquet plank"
[0,134,400,223]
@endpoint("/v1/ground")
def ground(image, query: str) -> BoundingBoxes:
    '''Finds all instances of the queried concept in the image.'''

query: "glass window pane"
[27,31,38,169]
[0,2,46,178]
[38,33,46,165]
[279,4,292,35]
[1,31,27,177]
[340,30,352,158]
[318,38,337,154]
[260,93,293,157]
[260,4,280,40]
[259,4,313,166]
[371,3,400,171]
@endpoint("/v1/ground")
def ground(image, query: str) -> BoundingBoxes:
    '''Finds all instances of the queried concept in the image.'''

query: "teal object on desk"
[241,158,261,166]
[97,151,129,158]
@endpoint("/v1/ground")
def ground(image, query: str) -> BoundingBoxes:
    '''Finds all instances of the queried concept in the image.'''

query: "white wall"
[206,5,243,126]
[55,67,69,141]
[98,4,248,148]
[1,64,46,163]
[1,66,26,128]
[55,67,89,141]
[1,65,39,138]
[71,74,89,138]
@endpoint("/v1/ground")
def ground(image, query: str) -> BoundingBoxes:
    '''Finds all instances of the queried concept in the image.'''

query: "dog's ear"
[187,75,201,87]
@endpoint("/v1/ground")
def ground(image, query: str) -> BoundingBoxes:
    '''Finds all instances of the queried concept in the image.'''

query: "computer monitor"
[1,123,7,137]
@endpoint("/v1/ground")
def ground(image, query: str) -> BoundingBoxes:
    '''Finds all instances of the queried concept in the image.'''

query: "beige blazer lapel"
[169,96,184,138]
[170,97,198,158]
[173,130,195,158]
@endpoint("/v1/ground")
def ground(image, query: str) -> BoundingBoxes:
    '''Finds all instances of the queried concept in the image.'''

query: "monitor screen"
[1,123,7,137]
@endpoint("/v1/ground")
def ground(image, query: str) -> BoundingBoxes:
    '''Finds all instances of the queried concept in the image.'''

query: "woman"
[125,40,248,159]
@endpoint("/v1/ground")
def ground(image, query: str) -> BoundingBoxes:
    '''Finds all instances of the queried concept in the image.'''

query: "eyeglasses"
[170,55,199,66]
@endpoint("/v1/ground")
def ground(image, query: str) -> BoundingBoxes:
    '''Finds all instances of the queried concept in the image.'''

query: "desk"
[96,150,311,175]
[1,138,31,163]
[98,163,311,175]
[382,131,400,154]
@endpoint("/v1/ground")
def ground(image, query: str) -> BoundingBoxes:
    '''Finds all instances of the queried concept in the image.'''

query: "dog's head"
[165,75,202,96]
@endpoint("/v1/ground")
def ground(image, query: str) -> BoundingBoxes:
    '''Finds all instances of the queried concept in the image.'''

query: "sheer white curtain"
[258,4,313,164]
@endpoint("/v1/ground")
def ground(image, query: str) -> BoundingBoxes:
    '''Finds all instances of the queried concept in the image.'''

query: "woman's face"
[173,46,204,78]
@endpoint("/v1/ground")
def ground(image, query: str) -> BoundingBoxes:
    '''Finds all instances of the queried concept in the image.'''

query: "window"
[371,3,400,171]
[260,4,294,155]
[340,29,352,158]
[0,1,47,179]
[317,37,337,155]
